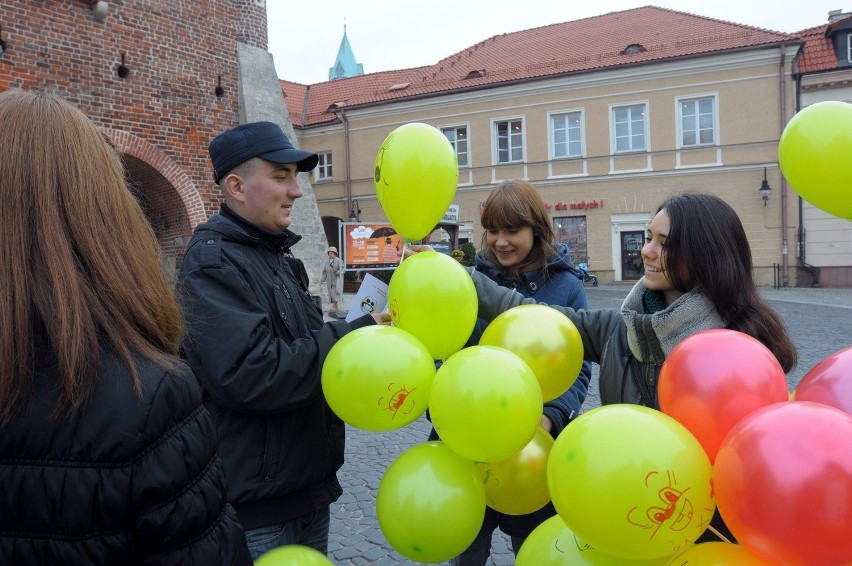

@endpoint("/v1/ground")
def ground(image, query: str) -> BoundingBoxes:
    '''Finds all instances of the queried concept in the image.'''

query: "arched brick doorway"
[105,128,207,284]
[124,156,192,283]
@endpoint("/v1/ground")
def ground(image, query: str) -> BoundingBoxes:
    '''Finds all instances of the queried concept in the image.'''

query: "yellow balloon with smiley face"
[547,404,715,561]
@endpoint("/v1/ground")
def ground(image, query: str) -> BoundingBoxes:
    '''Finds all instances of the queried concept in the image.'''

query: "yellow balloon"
[387,251,477,360]
[377,441,486,563]
[430,345,543,462]
[475,426,553,515]
[374,122,459,241]
[516,515,669,566]
[480,304,584,402]
[547,405,714,561]
[321,326,435,431]
[778,101,852,220]
[668,542,770,565]
[254,544,333,565]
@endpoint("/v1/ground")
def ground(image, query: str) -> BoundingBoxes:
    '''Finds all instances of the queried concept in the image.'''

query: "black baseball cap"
[209,121,319,182]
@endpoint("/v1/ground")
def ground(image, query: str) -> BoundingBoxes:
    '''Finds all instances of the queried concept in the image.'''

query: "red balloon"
[714,401,852,566]
[658,329,788,463]
[793,346,852,416]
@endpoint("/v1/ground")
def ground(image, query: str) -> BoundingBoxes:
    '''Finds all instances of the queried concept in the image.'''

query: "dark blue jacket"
[471,243,592,433]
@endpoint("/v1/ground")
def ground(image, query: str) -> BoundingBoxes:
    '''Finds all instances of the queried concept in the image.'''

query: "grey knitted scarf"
[620,279,725,363]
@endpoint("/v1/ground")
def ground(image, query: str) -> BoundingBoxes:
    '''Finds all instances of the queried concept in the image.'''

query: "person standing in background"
[178,121,390,561]
[0,89,251,565]
[435,179,593,565]
[321,246,343,318]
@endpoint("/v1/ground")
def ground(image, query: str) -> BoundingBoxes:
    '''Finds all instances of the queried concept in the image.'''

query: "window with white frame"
[847,33,852,63]
[678,96,717,147]
[612,103,647,153]
[316,152,332,181]
[441,125,469,167]
[494,119,524,163]
[550,111,583,158]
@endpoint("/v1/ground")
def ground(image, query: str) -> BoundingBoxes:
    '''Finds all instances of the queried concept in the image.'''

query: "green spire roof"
[329,23,364,80]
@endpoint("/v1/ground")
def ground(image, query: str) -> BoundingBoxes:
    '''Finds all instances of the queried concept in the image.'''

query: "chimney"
[827,9,849,22]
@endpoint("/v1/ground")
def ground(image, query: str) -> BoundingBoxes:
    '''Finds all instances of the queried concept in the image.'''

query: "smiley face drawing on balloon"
[378,382,418,420]
[626,469,711,544]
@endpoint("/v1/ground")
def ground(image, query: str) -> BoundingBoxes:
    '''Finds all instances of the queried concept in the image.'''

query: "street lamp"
[759,167,772,205]
[349,198,361,222]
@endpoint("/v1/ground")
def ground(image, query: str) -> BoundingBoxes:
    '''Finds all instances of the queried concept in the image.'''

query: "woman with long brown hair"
[0,89,250,564]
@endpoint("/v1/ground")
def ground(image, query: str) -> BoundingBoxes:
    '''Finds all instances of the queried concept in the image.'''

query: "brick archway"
[104,128,207,283]
[104,128,207,228]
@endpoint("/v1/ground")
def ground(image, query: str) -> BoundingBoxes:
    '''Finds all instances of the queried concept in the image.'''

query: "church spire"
[328,21,364,80]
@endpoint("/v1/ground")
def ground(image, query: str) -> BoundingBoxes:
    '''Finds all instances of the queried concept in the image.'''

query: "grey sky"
[267,1,843,85]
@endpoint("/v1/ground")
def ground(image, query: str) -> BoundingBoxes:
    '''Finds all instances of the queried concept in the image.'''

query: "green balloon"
[254,544,333,565]
[377,442,486,563]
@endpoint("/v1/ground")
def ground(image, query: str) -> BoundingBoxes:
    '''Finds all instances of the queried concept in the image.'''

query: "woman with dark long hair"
[467,191,797,544]
[0,89,250,565]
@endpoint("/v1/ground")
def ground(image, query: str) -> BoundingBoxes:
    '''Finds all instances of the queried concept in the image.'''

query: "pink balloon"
[658,329,789,463]
[714,401,852,565]
[793,346,852,416]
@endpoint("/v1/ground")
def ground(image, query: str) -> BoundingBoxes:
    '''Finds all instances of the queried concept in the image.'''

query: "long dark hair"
[0,90,184,425]
[658,192,797,371]
[479,180,558,274]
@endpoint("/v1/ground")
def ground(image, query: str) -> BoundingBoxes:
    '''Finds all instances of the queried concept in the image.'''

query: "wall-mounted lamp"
[215,76,225,98]
[92,1,108,22]
[349,198,361,222]
[0,25,8,56]
[117,52,129,79]
[759,167,772,205]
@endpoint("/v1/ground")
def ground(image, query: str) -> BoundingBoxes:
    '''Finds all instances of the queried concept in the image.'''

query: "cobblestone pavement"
[325,284,852,565]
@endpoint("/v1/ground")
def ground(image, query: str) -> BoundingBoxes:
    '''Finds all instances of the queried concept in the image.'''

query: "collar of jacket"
[620,278,725,363]
[216,203,302,252]
[475,242,580,292]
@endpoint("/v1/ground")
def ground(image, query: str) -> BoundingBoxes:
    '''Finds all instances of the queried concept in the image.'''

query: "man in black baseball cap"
[209,121,319,183]
[178,121,390,561]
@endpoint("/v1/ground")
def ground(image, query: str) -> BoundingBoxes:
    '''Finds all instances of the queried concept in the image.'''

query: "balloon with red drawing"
[321,325,435,431]
[547,404,715,561]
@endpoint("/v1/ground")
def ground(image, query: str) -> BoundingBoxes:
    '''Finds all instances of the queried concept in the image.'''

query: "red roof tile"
[282,6,795,127]
[795,15,852,73]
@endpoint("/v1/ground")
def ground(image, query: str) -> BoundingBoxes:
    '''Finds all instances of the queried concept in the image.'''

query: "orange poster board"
[341,222,404,270]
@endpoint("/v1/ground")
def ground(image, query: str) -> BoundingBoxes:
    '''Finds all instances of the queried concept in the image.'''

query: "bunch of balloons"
[323,122,583,562]
[516,332,852,565]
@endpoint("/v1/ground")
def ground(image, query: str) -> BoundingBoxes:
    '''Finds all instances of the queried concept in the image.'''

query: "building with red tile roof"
[284,6,824,286]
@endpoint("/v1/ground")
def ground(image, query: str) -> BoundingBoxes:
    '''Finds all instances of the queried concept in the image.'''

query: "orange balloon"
[714,401,852,565]
[792,346,852,416]
[658,329,788,463]
[475,426,553,515]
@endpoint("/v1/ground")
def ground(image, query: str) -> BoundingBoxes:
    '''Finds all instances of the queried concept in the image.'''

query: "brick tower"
[0,0,328,289]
